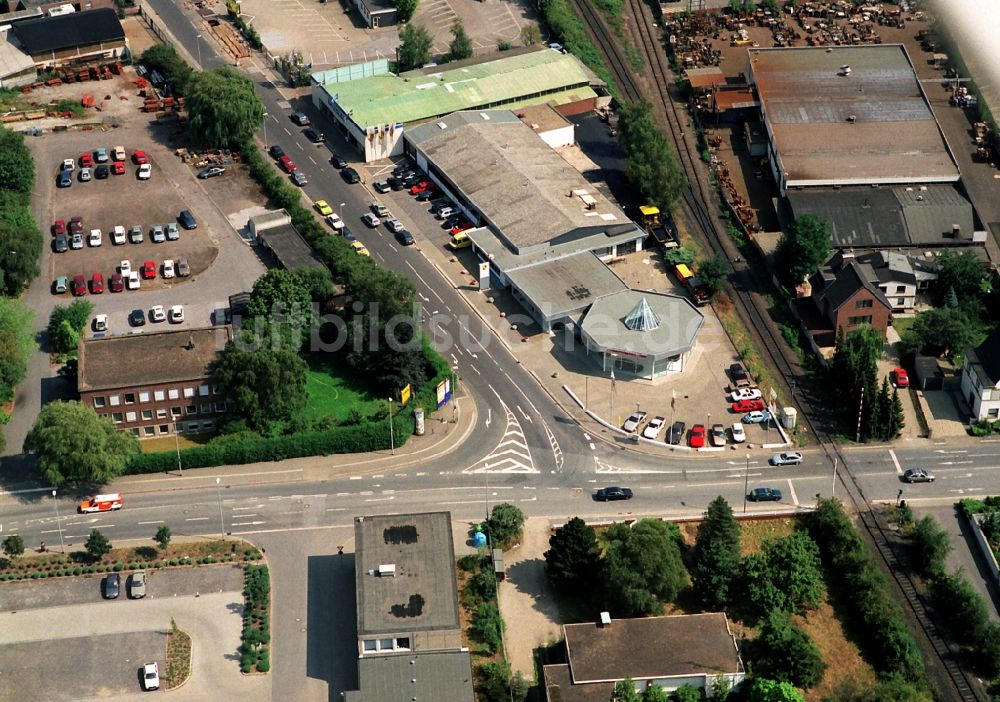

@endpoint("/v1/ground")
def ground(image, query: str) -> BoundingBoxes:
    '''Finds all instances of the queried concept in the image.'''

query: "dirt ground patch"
[796,603,878,701]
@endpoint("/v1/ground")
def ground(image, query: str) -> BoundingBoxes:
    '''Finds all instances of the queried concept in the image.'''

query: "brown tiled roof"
[78,326,231,392]
[564,614,742,683]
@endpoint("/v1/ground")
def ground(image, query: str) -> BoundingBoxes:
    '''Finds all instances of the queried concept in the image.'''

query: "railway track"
[569,0,984,698]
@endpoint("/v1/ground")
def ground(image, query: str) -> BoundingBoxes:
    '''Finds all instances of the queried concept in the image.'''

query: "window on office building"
[199,384,210,396]
[126,411,137,422]
[112,412,124,423]
[184,387,195,399]
[93,396,106,408]
[139,391,151,403]
[144,426,155,436]
[168,388,180,400]
[142,410,153,421]
[109,395,121,406]
[154,390,165,402]
[124,393,136,404]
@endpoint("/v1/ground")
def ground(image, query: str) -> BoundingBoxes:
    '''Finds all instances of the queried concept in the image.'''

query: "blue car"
[57,170,72,188]
[742,411,772,424]
[748,487,782,502]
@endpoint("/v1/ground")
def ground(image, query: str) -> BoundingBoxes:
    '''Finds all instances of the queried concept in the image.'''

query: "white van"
[436,207,454,220]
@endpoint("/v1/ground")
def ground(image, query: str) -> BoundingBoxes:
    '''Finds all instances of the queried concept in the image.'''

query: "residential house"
[344,512,474,702]
[854,251,919,313]
[960,329,1000,422]
[543,613,744,701]
[801,255,893,345]
[77,326,231,438]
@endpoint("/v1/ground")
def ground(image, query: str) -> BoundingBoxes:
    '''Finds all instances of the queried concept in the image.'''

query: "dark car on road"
[290,111,310,125]
[330,153,347,169]
[668,421,686,445]
[104,572,120,599]
[269,145,285,159]
[747,487,783,502]
[395,229,414,246]
[594,486,633,501]
[341,167,360,184]
[388,176,406,191]
[303,127,324,143]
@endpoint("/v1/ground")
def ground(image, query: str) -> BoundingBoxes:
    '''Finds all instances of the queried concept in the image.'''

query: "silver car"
[151,225,165,243]
[128,571,146,598]
[770,451,803,466]
[622,411,647,433]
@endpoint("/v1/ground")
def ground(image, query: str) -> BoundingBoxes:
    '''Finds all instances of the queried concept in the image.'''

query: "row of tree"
[0,298,35,452]
[830,324,904,442]
[0,128,43,297]
[397,21,473,72]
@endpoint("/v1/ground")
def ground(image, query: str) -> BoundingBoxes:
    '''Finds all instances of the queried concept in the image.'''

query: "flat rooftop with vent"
[746,44,961,196]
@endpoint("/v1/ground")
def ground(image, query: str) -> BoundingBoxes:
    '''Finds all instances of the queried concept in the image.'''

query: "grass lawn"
[140,434,212,453]
[303,355,382,422]
[891,316,916,338]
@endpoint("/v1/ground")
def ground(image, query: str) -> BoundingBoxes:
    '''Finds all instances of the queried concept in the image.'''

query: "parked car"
[278,155,296,173]
[112,225,126,245]
[90,273,104,294]
[410,180,435,195]
[436,207,455,220]
[351,241,370,257]
[137,163,152,180]
[79,152,94,168]
[642,416,666,439]
[71,274,87,296]
[76,165,90,181]
[710,423,727,447]
[290,111,310,125]
[198,166,226,179]
[162,260,175,279]
[743,411,772,424]
[729,362,752,388]
[416,189,438,202]
[269,145,285,159]
[668,420,686,445]
[747,487,783,502]
[395,229,414,246]
[622,411,647,433]
[291,170,308,186]
[132,150,148,164]
[53,234,68,253]
[732,399,765,413]
[689,424,706,448]
[892,368,909,388]
[373,180,391,193]
[341,167,360,184]
[93,314,108,332]
[141,260,156,279]
[168,305,184,323]
[446,231,471,250]
[329,153,347,169]
[57,170,72,188]
[69,216,83,234]
[129,224,143,243]
[52,219,66,236]
[361,213,380,228]
[326,213,345,230]
[61,158,75,171]
[142,662,160,691]
[94,147,108,162]
[149,305,166,323]
[167,222,179,241]
[730,388,763,402]
[177,258,190,277]
[388,176,406,191]
[94,164,109,179]
[903,468,935,483]
[53,276,68,294]
[731,422,746,443]
[178,210,197,230]
[109,273,124,293]
[594,486,633,501]
[303,127,324,142]
[151,225,165,243]
[385,218,404,233]
[70,232,84,250]
[371,202,389,217]
[392,162,411,176]
[88,228,102,247]
[127,271,140,290]
[129,308,146,326]
[112,161,125,175]
[113,145,126,162]
[104,572,120,599]
[314,200,333,216]
[770,451,803,466]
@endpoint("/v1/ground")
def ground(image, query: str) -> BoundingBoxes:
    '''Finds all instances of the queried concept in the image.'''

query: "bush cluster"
[533,0,615,91]
[240,564,271,673]
[140,44,193,95]
[461,553,504,654]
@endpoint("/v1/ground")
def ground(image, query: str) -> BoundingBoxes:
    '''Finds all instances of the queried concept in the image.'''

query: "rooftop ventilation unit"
[378,564,397,577]
[436,122,447,130]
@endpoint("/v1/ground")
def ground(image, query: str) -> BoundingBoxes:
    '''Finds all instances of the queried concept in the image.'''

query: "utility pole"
[831,456,838,498]
[388,397,394,455]
[216,477,225,537]
[52,490,66,553]
[175,431,183,477]
[743,453,750,514]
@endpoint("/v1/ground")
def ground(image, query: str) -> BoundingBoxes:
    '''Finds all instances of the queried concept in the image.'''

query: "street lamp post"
[52,489,65,553]
[216,477,225,537]
[831,457,838,498]
[743,453,750,514]
[195,34,203,68]
[387,398,394,455]
[263,111,268,150]
[174,431,183,477]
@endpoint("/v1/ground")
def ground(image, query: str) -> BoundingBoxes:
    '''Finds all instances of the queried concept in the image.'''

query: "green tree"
[690,496,741,608]
[186,67,265,148]
[897,306,983,361]
[212,345,308,431]
[873,376,891,441]
[447,21,473,61]
[834,676,933,702]
[85,529,112,560]
[830,325,882,439]
[0,297,35,396]
[141,43,193,94]
[774,214,831,289]
[602,519,687,616]
[934,249,989,305]
[476,660,518,702]
[750,611,826,689]
[748,678,804,702]
[397,23,433,72]
[0,127,35,193]
[395,0,418,21]
[742,531,824,616]
[295,266,335,307]
[521,23,542,45]
[617,100,686,213]
[24,401,139,486]
[2,534,24,557]
[50,320,80,356]
[247,268,313,347]
[696,254,729,299]
[487,503,525,547]
[48,299,93,353]
[545,516,601,593]
[888,387,905,439]
[611,679,642,702]
[943,285,959,309]
[154,525,172,550]
[0,214,43,296]
[669,686,696,702]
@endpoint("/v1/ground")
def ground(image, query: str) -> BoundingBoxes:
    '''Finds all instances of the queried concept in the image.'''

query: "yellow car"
[351,240,370,257]
[314,200,333,216]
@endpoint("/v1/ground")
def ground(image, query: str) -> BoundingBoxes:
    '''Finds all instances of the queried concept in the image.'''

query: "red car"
[141,260,156,279]
[689,424,706,448]
[278,155,296,173]
[71,274,87,296]
[132,150,149,165]
[52,219,66,236]
[69,216,83,234]
[79,152,94,168]
[109,273,125,292]
[732,399,765,413]
[892,368,909,388]
[409,180,434,195]
[112,161,126,175]
[90,272,104,294]
[450,223,472,236]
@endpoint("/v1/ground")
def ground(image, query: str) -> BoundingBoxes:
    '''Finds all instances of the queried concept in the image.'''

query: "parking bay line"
[185,517,209,521]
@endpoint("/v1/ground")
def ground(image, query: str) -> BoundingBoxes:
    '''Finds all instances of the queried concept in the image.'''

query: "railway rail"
[568,0,984,698]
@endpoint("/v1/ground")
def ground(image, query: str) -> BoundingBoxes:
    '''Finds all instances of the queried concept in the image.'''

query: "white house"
[960,329,1000,422]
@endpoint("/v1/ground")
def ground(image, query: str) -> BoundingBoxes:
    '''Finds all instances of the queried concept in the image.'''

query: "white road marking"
[786,479,799,505]
[185,517,209,521]
[137,520,165,525]
[889,449,903,475]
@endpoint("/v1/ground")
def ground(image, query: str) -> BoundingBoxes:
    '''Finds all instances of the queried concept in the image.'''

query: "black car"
[395,229,414,246]
[430,201,451,214]
[415,189,438,202]
[178,210,197,229]
[594,486,633,501]
[53,233,68,253]
[290,111,310,126]
[341,228,357,242]
[391,162,411,176]
[341,167,360,184]
[129,308,147,327]
[330,153,347,169]
[303,127,324,143]
[269,145,285,159]
[747,487,783,502]
[94,164,110,179]
[388,176,406,191]
[668,421,686,445]
[104,572,121,599]
[402,174,421,187]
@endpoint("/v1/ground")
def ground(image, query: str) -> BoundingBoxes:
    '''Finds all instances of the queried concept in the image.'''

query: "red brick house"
[797,257,892,347]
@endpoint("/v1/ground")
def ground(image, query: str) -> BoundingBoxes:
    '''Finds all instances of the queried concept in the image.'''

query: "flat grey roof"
[258,223,322,271]
[78,327,231,392]
[581,290,704,359]
[0,31,34,77]
[786,184,975,248]
[749,45,960,186]
[355,512,460,636]
[467,222,642,273]
[345,650,474,702]
[407,111,630,252]
[505,252,627,320]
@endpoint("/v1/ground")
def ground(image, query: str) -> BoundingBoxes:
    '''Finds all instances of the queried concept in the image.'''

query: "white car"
[730,388,763,402]
[162,259,175,279]
[93,314,108,332]
[113,145,126,162]
[149,305,166,323]
[361,212,380,227]
[61,158,75,171]
[127,271,140,290]
[119,260,132,275]
[326,213,344,230]
[385,218,404,233]
[168,305,184,323]
[138,163,152,180]
[731,422,746,443]
[142,662,159,691]
[112,225,126,245]
[642,416,665,439]
[88,229,102,247]
[622,411,647,433]
[770,451,803,466]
